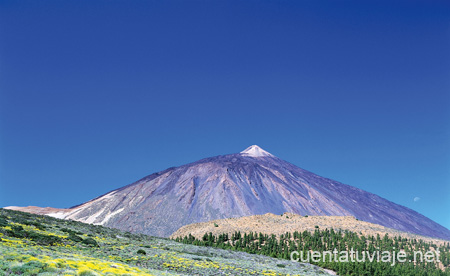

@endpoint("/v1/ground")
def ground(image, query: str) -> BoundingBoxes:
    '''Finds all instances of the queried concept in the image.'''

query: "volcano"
[7,145,450,239]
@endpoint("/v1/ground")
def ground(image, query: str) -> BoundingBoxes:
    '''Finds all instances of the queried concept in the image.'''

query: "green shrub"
[27,231,63,246]
[137,249,146,255]
[0,217,8,227]
[82,237,99,247]
[276,264,286,268]
[68,233,83,242]
[6,228,25,239]
[78,270,98,276]
[11,260,48,274]
[214,223,219,227]
[21,220,46,230]
[12,225,24,232]
[61,228,83,236]
[32,222,46,230]
[5,225,62,245]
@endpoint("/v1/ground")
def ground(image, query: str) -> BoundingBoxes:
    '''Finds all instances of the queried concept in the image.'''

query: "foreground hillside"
[171,213,449,245]
[0,208,333,276]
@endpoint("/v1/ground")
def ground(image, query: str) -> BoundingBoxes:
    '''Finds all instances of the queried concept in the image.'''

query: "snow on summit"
[240,145,274,157]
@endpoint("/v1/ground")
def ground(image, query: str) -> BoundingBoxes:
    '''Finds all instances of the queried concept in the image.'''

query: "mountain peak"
[240,145,274,157]
[8,145,450,240]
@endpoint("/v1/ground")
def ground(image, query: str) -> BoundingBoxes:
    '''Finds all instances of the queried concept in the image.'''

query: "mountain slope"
[7,145,450,240]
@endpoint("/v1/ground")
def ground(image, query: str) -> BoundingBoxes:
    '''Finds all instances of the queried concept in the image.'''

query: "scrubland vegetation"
[0,209,331,276]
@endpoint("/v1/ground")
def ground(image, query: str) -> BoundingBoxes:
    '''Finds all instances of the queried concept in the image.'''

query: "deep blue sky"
[1,1,449,230]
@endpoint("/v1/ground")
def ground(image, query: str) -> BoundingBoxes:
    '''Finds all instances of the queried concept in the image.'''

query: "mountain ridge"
[6,145,450,240]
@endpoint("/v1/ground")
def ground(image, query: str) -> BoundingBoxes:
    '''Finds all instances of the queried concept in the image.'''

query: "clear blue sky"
[0,1,449,230]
